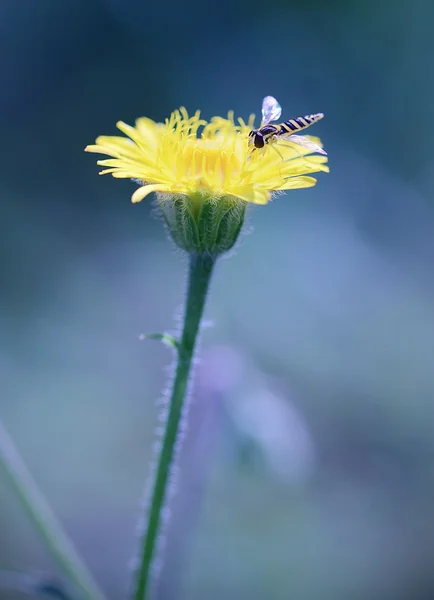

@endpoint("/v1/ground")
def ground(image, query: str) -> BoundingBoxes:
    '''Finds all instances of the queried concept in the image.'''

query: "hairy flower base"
[158,193,246,255]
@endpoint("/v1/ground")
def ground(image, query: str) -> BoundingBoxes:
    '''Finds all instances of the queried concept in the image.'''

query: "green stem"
[133,252,216,600]
[0,420,107,600]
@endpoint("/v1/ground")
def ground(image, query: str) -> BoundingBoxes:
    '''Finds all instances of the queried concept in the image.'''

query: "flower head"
[86,105,328,254]
[86,107,328,206]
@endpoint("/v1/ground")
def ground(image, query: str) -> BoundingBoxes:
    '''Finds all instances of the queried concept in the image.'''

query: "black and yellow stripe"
[279,113,323,135]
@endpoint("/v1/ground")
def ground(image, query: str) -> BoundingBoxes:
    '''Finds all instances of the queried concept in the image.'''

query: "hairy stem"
[133,252,215,600]
[0,420,106,600]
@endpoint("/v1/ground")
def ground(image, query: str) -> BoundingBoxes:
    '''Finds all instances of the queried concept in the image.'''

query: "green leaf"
[139,332,181,353]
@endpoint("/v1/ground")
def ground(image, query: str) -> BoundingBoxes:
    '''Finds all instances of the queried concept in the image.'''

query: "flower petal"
[279,176,318,190]
[131,183,171,204]
[229,186,270,205]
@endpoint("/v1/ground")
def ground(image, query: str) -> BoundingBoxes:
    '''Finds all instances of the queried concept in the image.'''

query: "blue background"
[2,1,434,599]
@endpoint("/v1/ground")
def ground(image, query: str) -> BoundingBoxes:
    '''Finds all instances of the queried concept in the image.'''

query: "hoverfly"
[248,96,326,155]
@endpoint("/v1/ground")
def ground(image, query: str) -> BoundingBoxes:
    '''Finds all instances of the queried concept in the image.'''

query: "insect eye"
[254,134,265,148]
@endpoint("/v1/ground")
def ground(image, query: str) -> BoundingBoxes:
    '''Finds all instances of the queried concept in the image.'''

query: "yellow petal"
[111,171,145,178]
[85,144,105,153]
[98,168,120,175]
[131,184,171,204]
[98,168,144,178]
[97,158,152,170]
[279,159,329,177]
[135,118,160,149]
[304,155,328,165]
[229,186,270,205]
[85,138,143,161]
[116,121,148,144]
[279,176,318,190]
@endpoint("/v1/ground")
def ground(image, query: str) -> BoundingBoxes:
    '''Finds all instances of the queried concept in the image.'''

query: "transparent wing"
[261,96,282,126]
[280,133,327,155]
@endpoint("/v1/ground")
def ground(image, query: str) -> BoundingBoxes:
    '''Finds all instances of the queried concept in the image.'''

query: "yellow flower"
[85,107,328,206]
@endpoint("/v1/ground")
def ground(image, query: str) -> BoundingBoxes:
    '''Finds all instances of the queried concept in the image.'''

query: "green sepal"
[140,332,181,353]
[157,193,246,255]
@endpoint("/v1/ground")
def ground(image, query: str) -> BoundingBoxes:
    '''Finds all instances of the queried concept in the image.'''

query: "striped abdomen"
[279,113,324,134]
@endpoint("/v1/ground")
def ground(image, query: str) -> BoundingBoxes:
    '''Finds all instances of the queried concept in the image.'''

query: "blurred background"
[1,0,434,598]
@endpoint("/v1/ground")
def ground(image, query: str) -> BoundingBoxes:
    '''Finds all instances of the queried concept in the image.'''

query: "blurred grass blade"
[0,570,76,599]
[0,420,107,600]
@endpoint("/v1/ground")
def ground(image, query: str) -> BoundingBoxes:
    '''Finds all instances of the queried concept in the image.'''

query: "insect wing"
[282,133,327,155]
[261,96,282,126]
